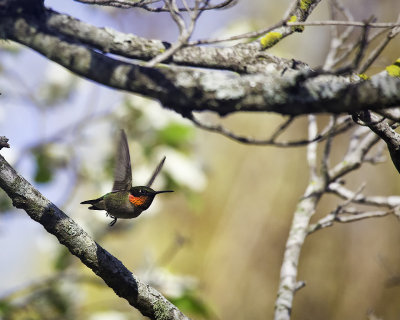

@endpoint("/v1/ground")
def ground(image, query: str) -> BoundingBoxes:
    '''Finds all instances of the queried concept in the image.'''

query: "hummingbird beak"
[154,190,174,194]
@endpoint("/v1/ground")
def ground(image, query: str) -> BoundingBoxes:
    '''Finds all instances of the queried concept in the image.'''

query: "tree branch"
[1,10,399,118]
[328,182,400,207]
[274,111,389,319]
[355,111,400,173]
[0,152,188,320]
[73,0,236,12]
[274,116,324,320]
[189,114,354,147]
[44,9,290,73]
[0,136,10,149]
[308,207,398,234]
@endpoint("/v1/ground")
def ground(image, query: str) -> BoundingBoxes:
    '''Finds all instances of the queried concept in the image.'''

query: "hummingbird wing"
[112,129,132,192]
[146,156,166,187]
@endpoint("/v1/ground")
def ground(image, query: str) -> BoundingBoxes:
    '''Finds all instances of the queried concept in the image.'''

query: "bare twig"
[322,3,399,72]
[333,16,374,74]
[274,116,324,320]
[189,113,354,147]
[287,20,400,28]
[308,184,366,233]
[328,182,400,207]
[74,0,236,12]
[329,130,380,180]
[323,0,355,70]
[146,0,204,66]
[188,20,285,46]
[308,207,397,234]
[359,14,400,73]
[320,116,336,182]
[192,0,323,47]
[307,115,318,180]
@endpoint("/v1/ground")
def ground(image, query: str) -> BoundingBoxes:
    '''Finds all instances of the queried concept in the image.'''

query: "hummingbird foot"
[109,216,117,227]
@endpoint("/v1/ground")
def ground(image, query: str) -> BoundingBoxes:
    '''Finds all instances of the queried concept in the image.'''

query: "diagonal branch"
[0,153,188,320]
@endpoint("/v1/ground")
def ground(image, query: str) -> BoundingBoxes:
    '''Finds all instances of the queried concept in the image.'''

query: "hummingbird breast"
[104,191,143,219]
[128,194,154,210]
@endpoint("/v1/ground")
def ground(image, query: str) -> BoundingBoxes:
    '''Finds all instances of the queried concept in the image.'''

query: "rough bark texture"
[0,6,399,118]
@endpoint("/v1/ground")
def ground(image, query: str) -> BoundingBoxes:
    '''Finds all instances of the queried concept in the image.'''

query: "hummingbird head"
[129,186,173,210]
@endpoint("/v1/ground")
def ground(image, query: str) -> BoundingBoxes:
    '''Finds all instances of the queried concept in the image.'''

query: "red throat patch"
[129,194,148,206]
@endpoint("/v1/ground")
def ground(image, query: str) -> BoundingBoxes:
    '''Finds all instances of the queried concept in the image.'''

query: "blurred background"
[0,0,399,319]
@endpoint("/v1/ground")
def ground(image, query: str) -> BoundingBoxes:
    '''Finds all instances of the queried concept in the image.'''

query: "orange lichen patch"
[129,194,148,206]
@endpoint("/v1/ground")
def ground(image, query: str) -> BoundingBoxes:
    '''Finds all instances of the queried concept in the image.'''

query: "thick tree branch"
[44,9,297,74]
[1,10,399,118]
[0,153,188,320]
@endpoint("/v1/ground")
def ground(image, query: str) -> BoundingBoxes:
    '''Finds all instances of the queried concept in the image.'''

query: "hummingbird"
[81,130,173,226]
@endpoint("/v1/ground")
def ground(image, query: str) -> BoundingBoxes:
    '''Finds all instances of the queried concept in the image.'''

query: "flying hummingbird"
[81,130,173,226]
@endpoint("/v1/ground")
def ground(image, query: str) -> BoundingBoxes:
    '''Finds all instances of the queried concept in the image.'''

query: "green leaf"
[33,149,53,183]
[44,287,69,315]
[158,123,193,148]
[53,247,72,271]
[168,292,211,318]
[0,300,13,315]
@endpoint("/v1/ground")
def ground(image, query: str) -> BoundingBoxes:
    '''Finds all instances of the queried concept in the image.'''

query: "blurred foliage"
[38,82,74,106]
[33,148,54,183]
[102,98,197,190]
[0,300,13,317]
[32,145,68,184]
[36,64,77,107]
[117,98,195,154]
[0,286,75,320]
[53,247,73,271]
[157,123,194,151]
[168,291,211,319]
[0,191,12,212]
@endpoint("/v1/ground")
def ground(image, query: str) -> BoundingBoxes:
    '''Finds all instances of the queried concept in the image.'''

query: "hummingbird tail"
[80,196,105,210]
